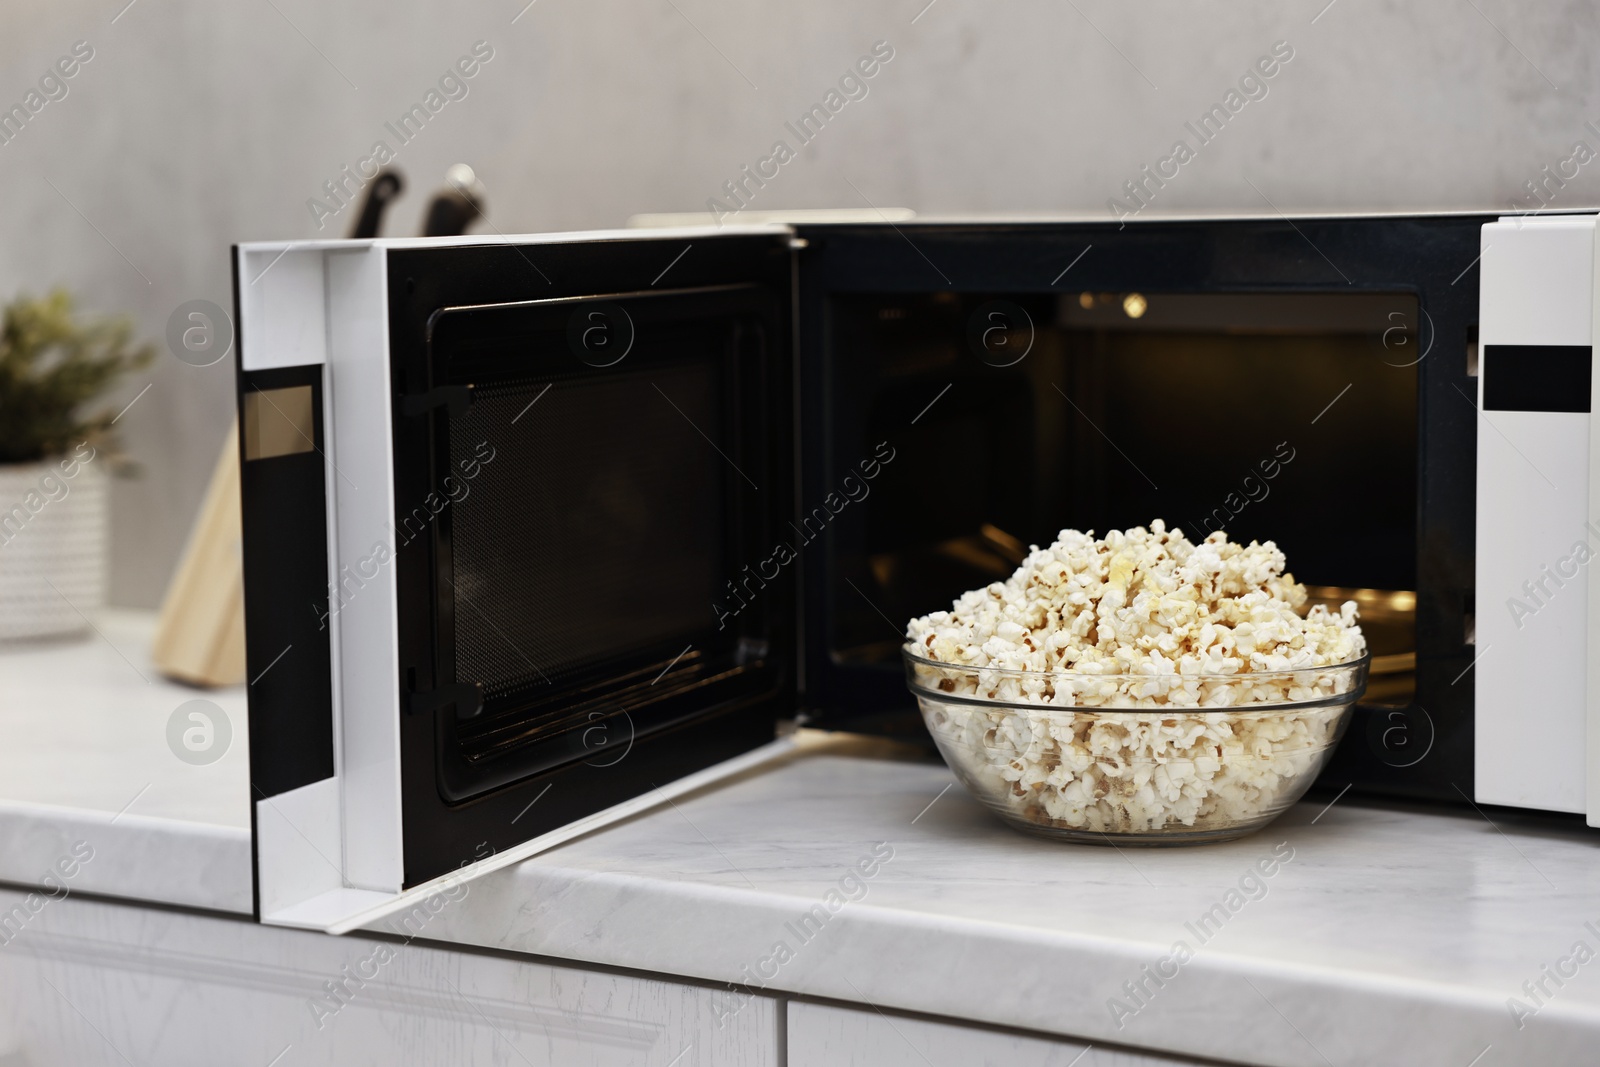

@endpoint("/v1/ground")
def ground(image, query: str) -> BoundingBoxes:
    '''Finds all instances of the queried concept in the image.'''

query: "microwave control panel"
[1475,213,1599,822]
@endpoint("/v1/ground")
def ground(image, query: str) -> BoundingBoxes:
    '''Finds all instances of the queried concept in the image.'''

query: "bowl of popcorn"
[904,521,1368,845]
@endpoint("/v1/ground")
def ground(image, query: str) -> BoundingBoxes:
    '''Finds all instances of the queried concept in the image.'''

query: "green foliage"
[0,290,154,464]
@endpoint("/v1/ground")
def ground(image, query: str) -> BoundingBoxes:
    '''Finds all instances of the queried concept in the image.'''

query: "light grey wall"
[2,0,1594,607]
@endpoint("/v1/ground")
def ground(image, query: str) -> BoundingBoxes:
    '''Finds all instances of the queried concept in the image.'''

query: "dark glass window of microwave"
[448,362,723,698]
[827,291,1419,701]
[426,293,779,799]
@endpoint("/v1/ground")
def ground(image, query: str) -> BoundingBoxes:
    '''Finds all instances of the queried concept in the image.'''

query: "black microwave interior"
[813,288,1421,719]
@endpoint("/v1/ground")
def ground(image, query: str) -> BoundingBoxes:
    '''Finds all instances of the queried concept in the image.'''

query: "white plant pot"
[0,456,108,641]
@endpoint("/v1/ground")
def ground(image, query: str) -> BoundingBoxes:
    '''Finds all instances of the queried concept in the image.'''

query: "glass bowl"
[904,647,1368,845]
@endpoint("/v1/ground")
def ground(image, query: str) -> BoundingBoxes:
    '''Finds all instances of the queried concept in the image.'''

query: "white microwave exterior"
[1474,215,1598,819]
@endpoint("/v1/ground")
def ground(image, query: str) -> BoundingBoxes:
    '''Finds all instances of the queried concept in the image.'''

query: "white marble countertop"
[5,625,1600,1067]
[407,733,1600,1067]
[0,610,252,912]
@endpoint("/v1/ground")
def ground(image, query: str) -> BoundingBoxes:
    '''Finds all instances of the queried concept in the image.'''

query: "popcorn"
[905,522,1366,836]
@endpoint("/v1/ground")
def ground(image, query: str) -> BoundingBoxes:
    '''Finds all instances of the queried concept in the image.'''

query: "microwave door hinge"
[402,383,474,417]
[408,681,485,719]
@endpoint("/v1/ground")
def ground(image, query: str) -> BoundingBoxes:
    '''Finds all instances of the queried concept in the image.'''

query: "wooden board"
[151,421,246,687]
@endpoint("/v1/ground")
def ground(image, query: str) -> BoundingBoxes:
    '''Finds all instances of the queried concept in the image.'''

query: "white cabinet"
[0,890,778,1067]
[787,1001,1213,1067]
[0,887,1231,1066]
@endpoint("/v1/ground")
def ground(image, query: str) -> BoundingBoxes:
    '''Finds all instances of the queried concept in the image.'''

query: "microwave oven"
[233,211,1600,931]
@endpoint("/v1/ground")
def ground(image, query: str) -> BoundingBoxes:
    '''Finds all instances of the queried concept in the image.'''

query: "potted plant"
[0,290,152,640]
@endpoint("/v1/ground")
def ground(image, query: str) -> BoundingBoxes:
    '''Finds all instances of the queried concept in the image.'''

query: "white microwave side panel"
[1475,216,1595,815]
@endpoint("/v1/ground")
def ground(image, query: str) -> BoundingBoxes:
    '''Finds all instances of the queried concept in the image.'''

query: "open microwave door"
[236,227,798,933]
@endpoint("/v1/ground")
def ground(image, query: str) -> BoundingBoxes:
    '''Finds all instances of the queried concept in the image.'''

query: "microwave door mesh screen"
[446,363,725,705]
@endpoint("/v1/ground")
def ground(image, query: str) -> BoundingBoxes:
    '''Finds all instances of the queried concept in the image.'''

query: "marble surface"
[6,622,1600,1067]
[409,733,1600,1067]
[0,610,252,912]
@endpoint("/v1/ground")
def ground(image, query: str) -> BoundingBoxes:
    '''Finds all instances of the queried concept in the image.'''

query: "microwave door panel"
[237,227,799,932]
[392,234,796,890]
[1475,215,1597,816]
